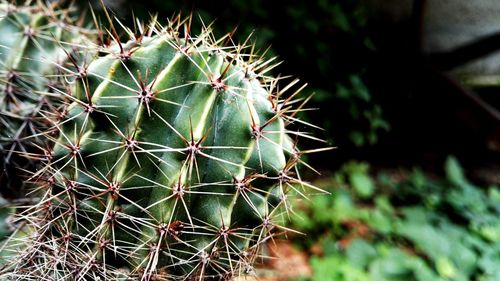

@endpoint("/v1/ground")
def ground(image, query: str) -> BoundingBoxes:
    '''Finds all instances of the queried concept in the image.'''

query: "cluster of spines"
[0,0,95,199]
[1,13,330,281]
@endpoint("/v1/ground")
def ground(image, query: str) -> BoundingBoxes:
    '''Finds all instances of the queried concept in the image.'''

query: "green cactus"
[0,1,93,199]
[1,15,327,280]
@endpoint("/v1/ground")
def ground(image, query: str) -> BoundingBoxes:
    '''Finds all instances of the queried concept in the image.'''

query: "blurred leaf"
[350,172,375,199]
[369,248,413,281]
[311,255,370,281]
[346,239,377,268]
[436,256,457,279]
[374,196,394,213]
[408,168,426,190]
[476,222,500,241]
[349,131,366,147]
[330,4,352,32]
[350,75,371,102]
[322,237,339,256]
[445,156,467,187]
[312,195,336,224]
[341,161,375,198]
[367,209,393,233]
[490,187,500,201]
[336,83,351,99]
[333,190,358,222]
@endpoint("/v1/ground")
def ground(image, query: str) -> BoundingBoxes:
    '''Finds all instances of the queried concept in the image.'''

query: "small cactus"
[0,1,93,198]
[1,14,328,280]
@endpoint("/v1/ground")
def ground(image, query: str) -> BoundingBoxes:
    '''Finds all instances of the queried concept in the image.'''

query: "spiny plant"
[1,12,330,280]
[0,0,94,199]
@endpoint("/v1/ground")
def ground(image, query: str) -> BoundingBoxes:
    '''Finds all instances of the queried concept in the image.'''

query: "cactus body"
[2,18,324,280]
[0,2,91,198]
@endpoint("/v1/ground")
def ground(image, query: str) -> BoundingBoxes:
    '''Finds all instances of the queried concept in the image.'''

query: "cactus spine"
[0,1,92,198]
[1,15,327,280]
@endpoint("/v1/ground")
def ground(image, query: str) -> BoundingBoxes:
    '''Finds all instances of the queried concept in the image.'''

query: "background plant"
[289,157,500,281]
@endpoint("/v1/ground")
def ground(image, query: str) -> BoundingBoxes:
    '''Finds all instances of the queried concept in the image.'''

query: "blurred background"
[86,0,500,280]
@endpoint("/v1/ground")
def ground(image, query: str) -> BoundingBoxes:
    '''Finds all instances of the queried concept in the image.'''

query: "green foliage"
[332,76,390,147]
[291,157,500,281]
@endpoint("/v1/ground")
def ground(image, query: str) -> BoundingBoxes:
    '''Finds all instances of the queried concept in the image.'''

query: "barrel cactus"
[0,1,93,198]
[1,15,327,280]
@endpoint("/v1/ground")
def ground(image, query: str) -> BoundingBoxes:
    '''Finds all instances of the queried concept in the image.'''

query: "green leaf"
[311,255,370,281]
[477,223,500,241]
[436,256,457,279]
[346,239,377,268]
[350,172,375,199]
[369,248,413,281]
[349,131,366,147]
[336,83,351,99]
[350,75,371,102]
[367,209,393,233]
[331,4,352,32]
[445,156,467,187]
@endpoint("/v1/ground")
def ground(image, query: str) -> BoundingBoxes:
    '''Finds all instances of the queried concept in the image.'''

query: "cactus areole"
[0,2,91,198]
[4,17,326,280]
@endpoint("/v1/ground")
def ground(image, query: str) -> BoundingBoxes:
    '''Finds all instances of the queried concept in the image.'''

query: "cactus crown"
[2,13,328,280]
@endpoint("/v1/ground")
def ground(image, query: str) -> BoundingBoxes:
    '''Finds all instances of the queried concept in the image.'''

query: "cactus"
[0,1,93,198]
[1,15,328,280]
